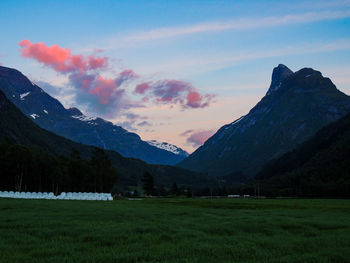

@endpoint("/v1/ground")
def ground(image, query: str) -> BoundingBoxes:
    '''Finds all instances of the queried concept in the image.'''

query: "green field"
[0,198,349,263]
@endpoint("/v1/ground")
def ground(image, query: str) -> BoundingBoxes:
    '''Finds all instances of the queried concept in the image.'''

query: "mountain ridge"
[0,88,213,189]
[179,64,350,181]
[0,66,188,165]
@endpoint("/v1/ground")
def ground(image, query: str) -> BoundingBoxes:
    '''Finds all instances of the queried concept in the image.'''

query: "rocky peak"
[179,64,350,179]
[267,64,293,95]
[272,64,293,83]
[295,67,322,78]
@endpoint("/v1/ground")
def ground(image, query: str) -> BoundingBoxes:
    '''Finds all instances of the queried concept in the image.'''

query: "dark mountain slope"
[179,65,350,180]
[256,112,350,197]
[0,89,212,189]
[0,66,188,165]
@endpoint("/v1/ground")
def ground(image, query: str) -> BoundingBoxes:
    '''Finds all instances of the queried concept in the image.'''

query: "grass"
[0,198,349,263]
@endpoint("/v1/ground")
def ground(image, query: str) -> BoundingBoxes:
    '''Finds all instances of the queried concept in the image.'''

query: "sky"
[0,0,350,153]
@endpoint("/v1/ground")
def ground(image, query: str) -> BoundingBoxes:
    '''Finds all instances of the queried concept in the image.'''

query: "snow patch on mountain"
[30,113,39,119]
[229,116,244,128]
[88,122,98,125]
[72,115,97,122]
[147,140,189,156]
[20,92,30,100]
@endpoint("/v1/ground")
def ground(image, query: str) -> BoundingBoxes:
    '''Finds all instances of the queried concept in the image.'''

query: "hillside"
[256,112,350,197]
[0,89,212,190]
[0,66,188,165]
[179,65,350,182]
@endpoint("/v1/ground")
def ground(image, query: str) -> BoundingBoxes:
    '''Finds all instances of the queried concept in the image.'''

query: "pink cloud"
[88,56,108,69]
[135,82,151,94]
[115,69,138,86]
[18,39,108,73]
[135,79,215,109]
[88,76,117,104]
[18,40,215,117]
[182,130,215,147]
[18,40,137,109]
[69,71,130,106]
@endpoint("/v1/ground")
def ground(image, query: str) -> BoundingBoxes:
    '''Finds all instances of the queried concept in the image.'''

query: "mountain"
[179,64,350,181]
[147,140,189,157]
[0,88,213,190]
[0,66,188,165]
[256,112,350,197]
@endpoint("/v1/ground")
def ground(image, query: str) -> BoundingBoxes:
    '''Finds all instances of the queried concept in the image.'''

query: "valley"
[1,2,350,261]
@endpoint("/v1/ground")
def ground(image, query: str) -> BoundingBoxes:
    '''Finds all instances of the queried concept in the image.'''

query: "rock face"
[0,66,188,165]
[179,65,350,181]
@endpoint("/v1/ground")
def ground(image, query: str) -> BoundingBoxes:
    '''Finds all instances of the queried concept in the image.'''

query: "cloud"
[137,121,152,127]
[115,112,150,131]
[18,39,126,110]
[118,121,138,132]
[180,129,194,137]
[18,40,142,115]
[135,79,215,109]
[67,72,126,116]
[19,40,213,117]
[137,39,350,78]
[19,39,108,73]
[135,82,151,94]
[181,129,215,147]
[122,112,140,120]
[69,72,132,105]
[34,80,77,108]
[35,80,64,97]
[97,10,350,50]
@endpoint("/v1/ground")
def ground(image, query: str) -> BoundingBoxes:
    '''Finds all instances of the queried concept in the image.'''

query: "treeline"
[255,168,350,198]
[0,141,117,194]
[125,174,254,198]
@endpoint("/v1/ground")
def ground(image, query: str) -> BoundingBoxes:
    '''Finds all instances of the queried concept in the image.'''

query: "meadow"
[0,198,349,263]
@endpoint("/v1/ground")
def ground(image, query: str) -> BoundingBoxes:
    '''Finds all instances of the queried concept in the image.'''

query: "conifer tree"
[141,171,154,196]
[172,182,179,196]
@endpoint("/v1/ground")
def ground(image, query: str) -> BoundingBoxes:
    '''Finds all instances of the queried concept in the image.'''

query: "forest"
[0,141,117,194]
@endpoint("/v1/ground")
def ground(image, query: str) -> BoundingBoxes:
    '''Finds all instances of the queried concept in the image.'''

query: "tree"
[4,145,33,192]
[186,187,192,198]
[141,171,154,196]
[90,148,118,192]
[172,182,179,196]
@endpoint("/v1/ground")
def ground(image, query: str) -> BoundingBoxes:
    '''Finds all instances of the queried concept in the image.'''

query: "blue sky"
[1,0,350,152]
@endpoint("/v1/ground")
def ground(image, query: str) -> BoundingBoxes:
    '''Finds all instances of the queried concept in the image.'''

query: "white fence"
[0,191,113,201]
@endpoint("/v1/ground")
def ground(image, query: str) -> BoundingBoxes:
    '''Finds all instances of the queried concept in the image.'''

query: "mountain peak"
[267,64,293,95]
[67,107,83,116]
[147,140,189,157]
[0,65,189,165]
[179,65,350,180]
[295,67,322,78]
[273,64,293,81]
